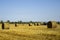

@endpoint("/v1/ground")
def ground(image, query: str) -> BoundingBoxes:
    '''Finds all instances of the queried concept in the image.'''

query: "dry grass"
[0,24,60,40]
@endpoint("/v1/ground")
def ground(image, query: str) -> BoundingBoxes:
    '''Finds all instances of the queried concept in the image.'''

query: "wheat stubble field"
[0,22,60,40]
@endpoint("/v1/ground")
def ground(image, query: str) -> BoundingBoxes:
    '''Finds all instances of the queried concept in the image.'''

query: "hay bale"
[15,23,17,27]
[4,22,10,29]
[2,22,9,29]
[47,21,57,28]
[37,23,41,26]
[2,23,4,29]
[29,23,34,26]
[34,23,37,26]
[40,22,44,25]
[34,23,41,26]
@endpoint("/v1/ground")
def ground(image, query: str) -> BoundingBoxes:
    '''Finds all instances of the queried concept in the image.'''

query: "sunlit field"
[0,23,60,40]
[0,0,60,40]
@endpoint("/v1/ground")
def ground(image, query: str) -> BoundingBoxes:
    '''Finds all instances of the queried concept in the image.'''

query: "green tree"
[7,20,10,23]
[0,20,3,23]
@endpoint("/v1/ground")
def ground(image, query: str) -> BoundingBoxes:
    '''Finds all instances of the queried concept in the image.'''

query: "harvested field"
[0,24,60,40]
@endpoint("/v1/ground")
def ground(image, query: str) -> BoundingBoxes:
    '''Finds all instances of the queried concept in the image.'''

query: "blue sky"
[0,0,60,22]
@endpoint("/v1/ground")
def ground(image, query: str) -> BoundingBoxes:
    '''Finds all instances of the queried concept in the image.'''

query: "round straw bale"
[29,23,33,26]
[3,22,9,29]
[15,23,17,27]
[47,21,57,28]
[34,23,40,26]
[37,23,41,26]
[40,22,44,25]
[34,23,37,26]
[2,22,4,29]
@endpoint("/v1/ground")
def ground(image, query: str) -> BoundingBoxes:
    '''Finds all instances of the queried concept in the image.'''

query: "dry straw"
[34,23,41,26]
[37,23,41,26]
[47,21,57,28]
[2,22,9,29]
[15,23,17,27]
[29,23,34,26]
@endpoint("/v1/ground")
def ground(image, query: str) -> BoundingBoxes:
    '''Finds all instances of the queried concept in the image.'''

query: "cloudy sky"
[0,0,60,22]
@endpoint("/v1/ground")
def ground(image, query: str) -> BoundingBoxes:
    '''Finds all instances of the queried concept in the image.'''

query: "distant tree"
[57,21,60,24]
[30,21,33,23]
[18,21,22,23]
[0,20,4,23]
[20,21,22,23]
[43,22,47,25]
[6,20,10,23]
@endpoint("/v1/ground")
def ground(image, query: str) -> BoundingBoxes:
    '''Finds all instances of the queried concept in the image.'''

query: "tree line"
[0,20,60,24]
